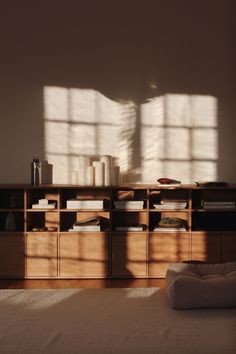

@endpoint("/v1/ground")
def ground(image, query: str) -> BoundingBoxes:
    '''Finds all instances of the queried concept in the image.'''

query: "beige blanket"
[0,288,235,354]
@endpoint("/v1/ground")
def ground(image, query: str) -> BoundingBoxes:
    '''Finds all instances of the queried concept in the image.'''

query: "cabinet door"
[59,233,109,277]
[26,233,58,277]
[111,233,147,277]
[0,234,25,277]
[149,232,189,277]
[191,232,221,263]
[221,233,236,262]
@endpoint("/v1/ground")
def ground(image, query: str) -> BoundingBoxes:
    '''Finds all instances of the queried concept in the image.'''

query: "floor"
[0,278,165,289]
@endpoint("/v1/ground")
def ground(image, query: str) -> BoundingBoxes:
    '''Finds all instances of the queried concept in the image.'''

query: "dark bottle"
[31,157,41,186]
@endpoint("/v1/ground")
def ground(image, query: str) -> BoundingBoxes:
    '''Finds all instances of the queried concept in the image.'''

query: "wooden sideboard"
[0,184,235,278]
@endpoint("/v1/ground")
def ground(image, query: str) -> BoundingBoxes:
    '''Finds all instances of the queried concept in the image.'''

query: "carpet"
[0,288,235,354]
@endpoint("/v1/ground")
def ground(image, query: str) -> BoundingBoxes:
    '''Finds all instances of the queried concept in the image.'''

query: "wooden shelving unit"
[0,184,235,279]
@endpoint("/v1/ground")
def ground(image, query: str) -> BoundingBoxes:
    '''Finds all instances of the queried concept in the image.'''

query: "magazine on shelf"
[195,181,228,187]
[203,205,235,210]
[201,200,235,209]
[153,199,187,210]
[69,225,101,232]
[160,199,187,204]
[153,204,187,210]
[153,227,186,232]
[32,203,56,209]
[114,200,144,209]
[66,199,104,209]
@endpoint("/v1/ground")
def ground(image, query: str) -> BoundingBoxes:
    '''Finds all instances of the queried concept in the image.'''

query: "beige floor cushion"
[166,261,236,309]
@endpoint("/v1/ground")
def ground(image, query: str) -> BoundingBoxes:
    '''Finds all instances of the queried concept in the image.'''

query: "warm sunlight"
[44,87,218,184]
[141,94,218,183]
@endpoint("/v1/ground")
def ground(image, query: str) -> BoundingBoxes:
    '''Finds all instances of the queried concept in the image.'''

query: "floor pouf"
[166,261,236,309]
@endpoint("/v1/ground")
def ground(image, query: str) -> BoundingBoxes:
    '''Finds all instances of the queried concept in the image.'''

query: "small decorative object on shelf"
[41,160,53,184]
[31,156,41,186]
[69,216,102,232]
[31,157,53,185]
[157,178,181,185]
[153,217,187,232]
[32,199,56,209]
[32,226,57,232]
[195,181,228,187]
[4,212,16,231]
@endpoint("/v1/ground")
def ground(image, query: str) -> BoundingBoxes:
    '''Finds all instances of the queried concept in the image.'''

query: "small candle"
[95,162,104,186]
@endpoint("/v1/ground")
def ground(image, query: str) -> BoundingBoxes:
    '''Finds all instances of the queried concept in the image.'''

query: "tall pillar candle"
[94,161,104,186]
[100,155,112,186]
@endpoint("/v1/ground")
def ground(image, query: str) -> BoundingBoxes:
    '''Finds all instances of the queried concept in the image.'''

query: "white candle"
[95,162,104,186]
[92,160,100,167]
[100,155,112,186]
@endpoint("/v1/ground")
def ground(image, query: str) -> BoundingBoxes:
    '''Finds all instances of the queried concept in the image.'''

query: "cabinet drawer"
[0,234,25,277]
[26,233,58,277]
[191,232,221,263]
[149,232,189,277]
[59,233,109,277]
[111,233,148,277]
[221,233,236,262]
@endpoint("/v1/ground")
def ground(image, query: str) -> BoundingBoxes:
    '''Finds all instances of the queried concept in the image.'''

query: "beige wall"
[0,0,235,183]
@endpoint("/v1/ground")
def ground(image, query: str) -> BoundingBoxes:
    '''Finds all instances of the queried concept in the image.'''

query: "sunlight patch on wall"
[44,86,136,183]
[44,87,218,184]
[141,94,218,183]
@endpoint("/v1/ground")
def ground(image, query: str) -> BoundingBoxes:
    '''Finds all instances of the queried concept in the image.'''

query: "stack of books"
[66,199,104,210]
[114,200,144,210]
[153,199,187,210]
[69,216,101,232]
[201,201,235,210]
[32,199,56,209]
[195,181,228,187]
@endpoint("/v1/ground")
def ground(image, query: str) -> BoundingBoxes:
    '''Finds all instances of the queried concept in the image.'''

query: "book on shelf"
[201,201,235,209]
[153,203,187,210]
[69,216,102,231]
[38,199,49,205]
[203,206,235,210]
[115,225,145,232]
[114,200,144,209]
[153,199,187,210]
[160,199,187,203]
[32,203,56,209]
[73,216,101,226]
[66,199,104,209]
[153,227,186,232]
[195,181,228,187]
[69,225,101,232]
